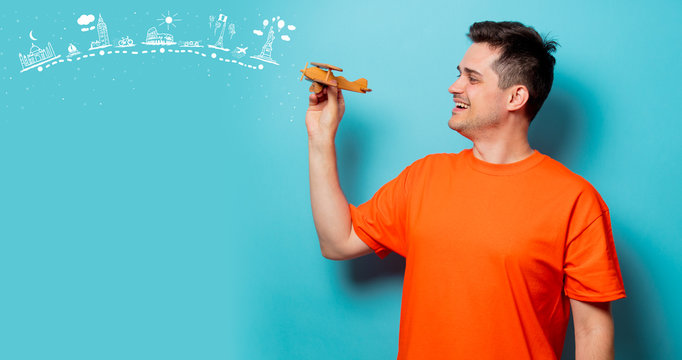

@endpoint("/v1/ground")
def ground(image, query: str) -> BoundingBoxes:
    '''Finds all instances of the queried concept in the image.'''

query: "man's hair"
[467,21,558,121]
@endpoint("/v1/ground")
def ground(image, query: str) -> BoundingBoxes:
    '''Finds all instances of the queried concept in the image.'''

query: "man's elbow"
[320,245,351,261]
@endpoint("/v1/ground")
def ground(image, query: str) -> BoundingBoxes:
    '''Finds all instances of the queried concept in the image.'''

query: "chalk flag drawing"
[89,14,111,50]
[251,27,278,65]
[142,27,176,45]
[67,43,81,57]
[117,36,135,47]
[19,42,61,72]
[208,13,230,52]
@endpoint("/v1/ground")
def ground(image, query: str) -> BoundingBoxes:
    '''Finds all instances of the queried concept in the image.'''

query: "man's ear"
[507,85,529,112]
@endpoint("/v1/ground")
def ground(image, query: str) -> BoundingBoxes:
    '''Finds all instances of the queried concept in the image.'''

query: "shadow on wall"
[609,230,672,359]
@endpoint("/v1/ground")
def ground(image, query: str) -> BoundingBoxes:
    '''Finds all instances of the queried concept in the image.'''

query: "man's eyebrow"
[456,65,483,77]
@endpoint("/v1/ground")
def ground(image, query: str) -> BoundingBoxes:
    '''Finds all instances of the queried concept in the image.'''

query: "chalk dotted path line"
[35,47,265,72]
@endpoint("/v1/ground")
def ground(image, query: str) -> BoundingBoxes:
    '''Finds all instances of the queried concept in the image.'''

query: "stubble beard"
[449,111,501,138]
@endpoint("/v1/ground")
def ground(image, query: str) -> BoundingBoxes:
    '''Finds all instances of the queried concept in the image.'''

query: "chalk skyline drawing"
[16,9,298,73]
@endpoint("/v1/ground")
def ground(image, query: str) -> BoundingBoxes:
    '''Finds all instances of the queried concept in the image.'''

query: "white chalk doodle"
[142,27,176,45]
[89,14,111,50]
[67,43,81,58]
[77,14,96,31]
[17,10,297,74]
[157,11,181,31]
[19,42,61,72]
[251,27,278,65]
[179,40,203,47]
[232,46,248,59]
[208,13,230,52]
[117,36,135,47]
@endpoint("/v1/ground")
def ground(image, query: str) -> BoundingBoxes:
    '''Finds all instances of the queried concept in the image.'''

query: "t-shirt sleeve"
[349,163,414,259]
[564,208,626,302]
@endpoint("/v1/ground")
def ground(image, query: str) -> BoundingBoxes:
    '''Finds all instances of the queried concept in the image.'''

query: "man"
[305,21,625,359]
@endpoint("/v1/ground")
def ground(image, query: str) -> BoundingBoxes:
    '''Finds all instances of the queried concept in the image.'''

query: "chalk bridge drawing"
[17,10,297,74]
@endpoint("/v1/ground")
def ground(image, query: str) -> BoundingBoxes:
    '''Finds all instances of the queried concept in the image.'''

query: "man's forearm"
[308,138,352,258]
[575,325,614,360]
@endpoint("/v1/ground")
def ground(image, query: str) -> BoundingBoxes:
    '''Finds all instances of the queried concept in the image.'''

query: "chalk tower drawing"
[89,14,111,50]
[208,14,229,52]
[251,26,278,65]
[19,42,61,72]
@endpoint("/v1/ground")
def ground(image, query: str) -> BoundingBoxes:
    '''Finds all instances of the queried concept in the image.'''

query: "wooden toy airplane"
[300,62,372,94]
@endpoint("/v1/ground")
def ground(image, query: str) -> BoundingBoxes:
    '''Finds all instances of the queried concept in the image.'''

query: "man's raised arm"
[305,86,372,260]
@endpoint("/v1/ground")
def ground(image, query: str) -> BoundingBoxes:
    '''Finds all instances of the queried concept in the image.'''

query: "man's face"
[448,43,508,135]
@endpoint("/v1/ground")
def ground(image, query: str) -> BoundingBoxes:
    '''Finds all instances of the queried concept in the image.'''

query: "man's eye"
[469,77,478,83]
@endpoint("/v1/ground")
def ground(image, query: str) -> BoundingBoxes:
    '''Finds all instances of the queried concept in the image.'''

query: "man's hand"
[305,86,345,144]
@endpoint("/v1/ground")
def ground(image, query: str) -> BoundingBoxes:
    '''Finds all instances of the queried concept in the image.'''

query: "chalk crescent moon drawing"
[29,30,37,41]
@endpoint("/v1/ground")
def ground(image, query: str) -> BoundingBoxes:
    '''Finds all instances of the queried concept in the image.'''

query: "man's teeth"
[456,102,470,109]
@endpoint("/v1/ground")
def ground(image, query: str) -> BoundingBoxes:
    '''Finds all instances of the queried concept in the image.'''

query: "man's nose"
[448,77,464,94]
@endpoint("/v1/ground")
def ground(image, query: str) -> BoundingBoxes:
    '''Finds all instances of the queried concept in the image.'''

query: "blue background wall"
[1,0,680,359]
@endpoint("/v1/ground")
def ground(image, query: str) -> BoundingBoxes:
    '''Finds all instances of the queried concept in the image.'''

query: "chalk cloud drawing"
[89,14,111,50]
[19,42,61,72]
[208,13,230,52]
[67,43,81,57]
[78,14,96,32]
[142,27,176,45]
[157,11,181,30]
[117,36,135,47]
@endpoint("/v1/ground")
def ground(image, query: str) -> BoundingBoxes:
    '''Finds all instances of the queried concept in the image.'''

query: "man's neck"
[472,140,534,164]
[469,122,534,164]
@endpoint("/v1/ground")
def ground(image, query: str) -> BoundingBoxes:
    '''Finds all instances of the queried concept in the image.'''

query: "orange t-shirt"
[349,149,626,359]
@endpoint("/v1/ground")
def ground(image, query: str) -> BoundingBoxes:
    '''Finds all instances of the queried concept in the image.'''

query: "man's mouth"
[454,101,470,109]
